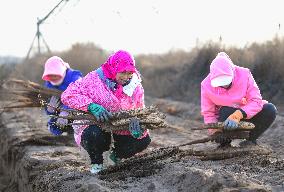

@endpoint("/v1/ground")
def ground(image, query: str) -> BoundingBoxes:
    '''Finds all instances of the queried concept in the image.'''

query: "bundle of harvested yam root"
[0,79,168,131]
[178,121,255,146]
[1,79,61,108]
[54,105,168,132]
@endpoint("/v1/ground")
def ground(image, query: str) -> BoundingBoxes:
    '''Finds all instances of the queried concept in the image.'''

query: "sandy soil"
[0,97,283,192]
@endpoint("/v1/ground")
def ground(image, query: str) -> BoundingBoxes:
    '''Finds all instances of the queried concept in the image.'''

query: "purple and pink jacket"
[61,50,148,146]
[201,52,267,134]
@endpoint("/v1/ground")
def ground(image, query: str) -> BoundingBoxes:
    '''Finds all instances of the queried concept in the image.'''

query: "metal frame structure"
[26,0,69,59]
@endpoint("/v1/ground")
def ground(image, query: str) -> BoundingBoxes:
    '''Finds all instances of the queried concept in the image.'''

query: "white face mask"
[49,70,66,86]
[50,77,64,86]
[123,73,141,96]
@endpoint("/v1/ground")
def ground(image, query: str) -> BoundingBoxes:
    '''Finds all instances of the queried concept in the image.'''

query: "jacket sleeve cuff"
[61,104,71,110]
[239,108,247,119]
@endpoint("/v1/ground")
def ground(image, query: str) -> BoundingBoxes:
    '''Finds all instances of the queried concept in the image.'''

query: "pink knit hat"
[209,52,235,87]
[42,56,70,81]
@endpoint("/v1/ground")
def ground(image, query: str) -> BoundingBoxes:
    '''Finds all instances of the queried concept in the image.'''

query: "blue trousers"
[218,103,277,142]
[81,125,151,164]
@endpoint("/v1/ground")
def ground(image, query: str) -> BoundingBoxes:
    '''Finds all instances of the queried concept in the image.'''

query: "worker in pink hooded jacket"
[61,50,150,174]
[201,52,277,147]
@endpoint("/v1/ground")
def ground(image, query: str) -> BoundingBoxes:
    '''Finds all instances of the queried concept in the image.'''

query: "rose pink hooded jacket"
[201,52,267,127]
[61,50,148,146]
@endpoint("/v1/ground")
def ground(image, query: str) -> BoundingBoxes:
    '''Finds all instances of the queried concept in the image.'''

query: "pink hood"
[102,50,136,80]
[42,56,70,81]
[101,50,137,98]
[209,52,235,82]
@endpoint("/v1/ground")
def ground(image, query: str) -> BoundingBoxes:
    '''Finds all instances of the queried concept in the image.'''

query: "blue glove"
[48,118,63,136]
[88,103,113,123]
[224,118,238,131]
[129,118,143,138]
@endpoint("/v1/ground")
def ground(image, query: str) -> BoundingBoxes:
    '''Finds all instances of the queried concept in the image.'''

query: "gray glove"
[56,111,69,126]
[129,118,143,138]
[46,96,61,113]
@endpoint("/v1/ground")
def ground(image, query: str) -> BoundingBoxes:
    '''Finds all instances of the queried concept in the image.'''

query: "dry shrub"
[2,36,284,105]
[60,42,109,75]
[136,50,195,98]
[137,36,284,105]
[249,36,284,102]
[8,43,109,84]
[10,54,49,83]
[170,43,221,103]
[0,63,17,81]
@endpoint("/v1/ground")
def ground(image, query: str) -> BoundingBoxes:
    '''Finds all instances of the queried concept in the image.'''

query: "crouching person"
[61,50,151,174]
[201,52,277,147]
[42,56,82,135]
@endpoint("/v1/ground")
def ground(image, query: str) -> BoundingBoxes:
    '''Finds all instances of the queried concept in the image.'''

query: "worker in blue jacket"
[42,56,82,135]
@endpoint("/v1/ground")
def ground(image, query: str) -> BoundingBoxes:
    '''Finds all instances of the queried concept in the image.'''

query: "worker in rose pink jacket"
[61,50,150,174]
[201,52,277,147]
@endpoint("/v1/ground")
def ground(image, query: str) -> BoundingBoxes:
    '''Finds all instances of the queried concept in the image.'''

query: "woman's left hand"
[129,118,143,138]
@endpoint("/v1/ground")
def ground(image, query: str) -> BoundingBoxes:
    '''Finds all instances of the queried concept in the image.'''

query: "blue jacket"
[44,68,82,135]
[45,68,82,91]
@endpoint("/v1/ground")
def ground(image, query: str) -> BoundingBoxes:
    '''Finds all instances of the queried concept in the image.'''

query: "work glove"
[48,118,63,136]
[46,96,61,113]
[224,110,243,131]
[129,118,143,138]
[56,111,69,126]
[88,103,113,123]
